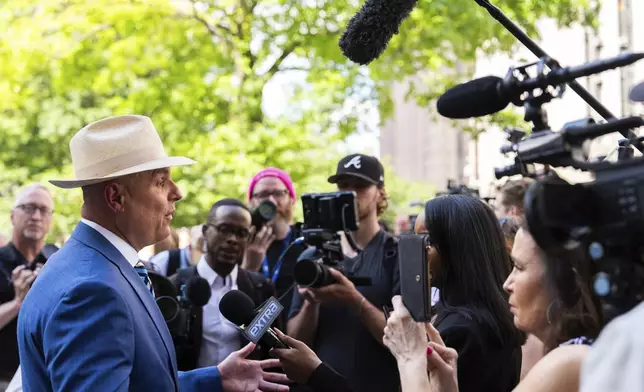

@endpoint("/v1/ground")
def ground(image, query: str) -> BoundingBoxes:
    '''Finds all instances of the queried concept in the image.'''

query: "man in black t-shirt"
[243,167,303,316]
[287,154,401,392]
[0,184,56,386]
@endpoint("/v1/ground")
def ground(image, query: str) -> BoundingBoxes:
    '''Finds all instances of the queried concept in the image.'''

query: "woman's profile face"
[414,210,441,278]
[503,228,552,336]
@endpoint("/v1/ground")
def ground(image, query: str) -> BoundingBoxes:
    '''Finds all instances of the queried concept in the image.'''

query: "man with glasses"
[171,198,277,370]
[244,167,302,316]
[0,183,56,388]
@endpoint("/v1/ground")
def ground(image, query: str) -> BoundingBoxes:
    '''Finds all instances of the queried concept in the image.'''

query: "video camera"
[293,191,372,288]
[437,179,481,198]
[148,272,211,369]
[492,53,644,320]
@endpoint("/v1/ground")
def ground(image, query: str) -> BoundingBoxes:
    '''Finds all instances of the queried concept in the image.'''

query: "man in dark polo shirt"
[0,184,56,387]
[287,154,401,392]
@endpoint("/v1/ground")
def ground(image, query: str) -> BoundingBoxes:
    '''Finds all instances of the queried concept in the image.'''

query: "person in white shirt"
[580,301,644,392]
[171,198,278,370]
[148,225,204,276]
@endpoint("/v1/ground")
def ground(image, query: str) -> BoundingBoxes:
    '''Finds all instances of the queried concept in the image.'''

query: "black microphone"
[184,276,211,306]
[339,0,418,65]
[631,80,644,103]
[437,76,510,119]
[219,290,289,349]
[437,52,644,119]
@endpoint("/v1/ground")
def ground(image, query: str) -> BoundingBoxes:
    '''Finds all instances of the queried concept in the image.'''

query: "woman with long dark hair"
[390,195,524,392]
[384,205,603,392]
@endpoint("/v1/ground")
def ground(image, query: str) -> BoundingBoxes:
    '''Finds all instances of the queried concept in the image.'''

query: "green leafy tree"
[0,0,592,238]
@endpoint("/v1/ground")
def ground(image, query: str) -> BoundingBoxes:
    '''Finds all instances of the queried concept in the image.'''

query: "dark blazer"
[17,221,222,392]
[434,304,522,392]
[170,264,278,370]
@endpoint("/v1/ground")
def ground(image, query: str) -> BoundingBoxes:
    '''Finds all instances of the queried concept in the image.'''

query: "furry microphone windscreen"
[339,0,418,65]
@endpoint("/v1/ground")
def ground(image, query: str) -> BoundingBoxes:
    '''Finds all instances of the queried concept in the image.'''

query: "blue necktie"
[134,262,155,298]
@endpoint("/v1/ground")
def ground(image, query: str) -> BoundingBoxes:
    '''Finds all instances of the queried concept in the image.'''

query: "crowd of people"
[0,113,640,392]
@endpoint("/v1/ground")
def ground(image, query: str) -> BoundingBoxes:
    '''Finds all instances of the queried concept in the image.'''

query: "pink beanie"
[248,167,296,201]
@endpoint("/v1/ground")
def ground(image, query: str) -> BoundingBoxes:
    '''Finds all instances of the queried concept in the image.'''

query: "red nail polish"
[427,346,433,355]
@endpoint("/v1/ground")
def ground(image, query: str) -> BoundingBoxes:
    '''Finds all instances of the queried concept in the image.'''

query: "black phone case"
[398,233,432,322]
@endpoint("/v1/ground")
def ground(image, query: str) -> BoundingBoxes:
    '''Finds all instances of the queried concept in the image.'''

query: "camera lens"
[294,260,323,287]
[156,296,180,322]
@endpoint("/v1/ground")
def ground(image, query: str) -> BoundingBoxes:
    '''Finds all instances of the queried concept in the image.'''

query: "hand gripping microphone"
[339,0,418,65]
[219,290,289,349]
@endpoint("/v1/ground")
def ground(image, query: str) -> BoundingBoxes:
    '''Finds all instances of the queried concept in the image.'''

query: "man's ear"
[104,183,125,213]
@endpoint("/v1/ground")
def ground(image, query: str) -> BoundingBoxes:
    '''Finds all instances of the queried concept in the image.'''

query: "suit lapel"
[71,222,179,387]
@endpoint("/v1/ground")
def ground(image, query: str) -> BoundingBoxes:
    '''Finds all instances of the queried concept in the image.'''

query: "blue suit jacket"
[17,222,223,392]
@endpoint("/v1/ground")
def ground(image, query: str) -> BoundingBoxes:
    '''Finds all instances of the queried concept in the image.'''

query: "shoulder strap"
[167,248,182,277]
[383,234,399,278]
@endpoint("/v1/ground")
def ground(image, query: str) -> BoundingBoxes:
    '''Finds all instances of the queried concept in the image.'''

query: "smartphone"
[397,233,432,322]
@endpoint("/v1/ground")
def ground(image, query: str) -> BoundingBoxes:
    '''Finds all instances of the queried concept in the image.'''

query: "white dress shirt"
[81,218,139,267]
[196,256,242,367]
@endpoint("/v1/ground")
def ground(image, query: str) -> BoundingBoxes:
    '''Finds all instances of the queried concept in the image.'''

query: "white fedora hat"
[50,114,195,189]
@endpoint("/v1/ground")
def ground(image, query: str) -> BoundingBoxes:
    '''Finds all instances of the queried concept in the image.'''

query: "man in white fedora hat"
[16,115,290,392]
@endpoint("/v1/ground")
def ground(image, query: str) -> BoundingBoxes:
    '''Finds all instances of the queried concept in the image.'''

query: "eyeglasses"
[16,204,53,216]
[252,189,289,200]
[206,224,250,239]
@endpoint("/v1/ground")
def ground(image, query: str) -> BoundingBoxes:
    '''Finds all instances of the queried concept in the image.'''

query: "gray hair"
[13,183,53,209]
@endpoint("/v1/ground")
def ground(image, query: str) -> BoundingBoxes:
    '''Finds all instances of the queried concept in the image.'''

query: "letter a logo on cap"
[344,156,362,169]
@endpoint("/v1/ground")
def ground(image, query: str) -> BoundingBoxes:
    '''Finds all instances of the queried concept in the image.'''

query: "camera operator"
[494,178,534,223]
[0,183,57,388]
[170,198,277,370]
[579,86,644,392]
[244,167,302,314]
[287,154,400,392]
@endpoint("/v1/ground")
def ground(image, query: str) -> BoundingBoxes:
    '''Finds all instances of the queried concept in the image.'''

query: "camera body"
[497,115,644,320]
[294,191,371,288]
[149,272,211,370]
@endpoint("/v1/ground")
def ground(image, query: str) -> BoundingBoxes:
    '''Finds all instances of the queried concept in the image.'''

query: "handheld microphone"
[339,0,418,65]
[183,276,211,306]
[437,52,644,119]
[219,290,289,349]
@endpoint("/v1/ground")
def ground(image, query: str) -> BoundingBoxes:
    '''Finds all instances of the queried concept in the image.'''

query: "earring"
[546,300,559,325]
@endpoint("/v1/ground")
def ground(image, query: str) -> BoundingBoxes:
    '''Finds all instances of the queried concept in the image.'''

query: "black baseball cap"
[328,154,385,186]
[630,80,644,103]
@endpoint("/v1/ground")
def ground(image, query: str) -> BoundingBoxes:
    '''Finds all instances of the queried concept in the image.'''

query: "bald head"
[13,183,53,209]
[79,169,183,251]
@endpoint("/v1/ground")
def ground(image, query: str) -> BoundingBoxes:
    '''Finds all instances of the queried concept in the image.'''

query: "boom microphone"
[437,52,644,119]
[631,80,644,103]
[219,290,289,349]
[339,0,418,65]
[437,76,510,119]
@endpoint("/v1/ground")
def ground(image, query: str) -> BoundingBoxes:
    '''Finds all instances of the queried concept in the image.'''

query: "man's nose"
[170,181,183,201]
